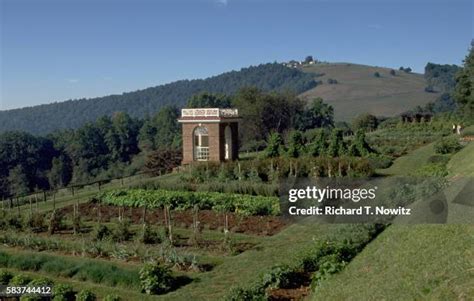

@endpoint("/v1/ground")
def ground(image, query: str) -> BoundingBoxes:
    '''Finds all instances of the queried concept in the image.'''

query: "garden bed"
[58,203,289,236]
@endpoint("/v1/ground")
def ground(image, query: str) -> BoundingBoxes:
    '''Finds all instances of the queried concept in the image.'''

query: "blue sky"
[1,0,472,110]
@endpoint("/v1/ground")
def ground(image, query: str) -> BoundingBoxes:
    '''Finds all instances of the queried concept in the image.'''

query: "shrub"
[373,71,380,77]
[48,210,64,235]
[264,132,284,158]
[367,154,393,169]
[76,290,96,301]
[427,155,450,164]
[139,224,161,244]
[29,277,53,286]
[139,263,173,295]
[104,295,121,301]
[25,213,46,232]
[7,214,23,230]
[310,254,346,289]
[434,137,462,154]
[225,285,266,301]
[112,220,132,242]
[52,283,75,301]
[10,274,32,285]
[261,264,295,289]
[0,269,13,284]
[93,224,111,241]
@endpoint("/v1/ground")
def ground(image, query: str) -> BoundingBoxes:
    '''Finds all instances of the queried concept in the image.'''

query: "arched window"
[194,126,209,161]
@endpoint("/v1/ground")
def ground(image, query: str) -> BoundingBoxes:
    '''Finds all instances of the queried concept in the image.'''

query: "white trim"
[178,118,241,123]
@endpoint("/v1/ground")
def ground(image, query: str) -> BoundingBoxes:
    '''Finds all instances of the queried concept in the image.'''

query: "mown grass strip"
[0,249,140,289]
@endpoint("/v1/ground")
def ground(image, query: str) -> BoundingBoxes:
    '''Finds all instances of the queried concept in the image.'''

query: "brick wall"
[180,121,239,164]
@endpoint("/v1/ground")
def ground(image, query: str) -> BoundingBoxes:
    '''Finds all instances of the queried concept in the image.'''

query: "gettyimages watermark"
[279,176,474,224]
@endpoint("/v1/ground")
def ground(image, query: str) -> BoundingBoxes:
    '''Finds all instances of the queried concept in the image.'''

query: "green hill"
[299,63,438,121]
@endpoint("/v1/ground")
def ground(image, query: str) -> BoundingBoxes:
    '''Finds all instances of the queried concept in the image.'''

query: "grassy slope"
[376,142,435,176]
[447,141,474,177]
[312,224,474,301]
[299,63,437,121]
[312,141,474,301]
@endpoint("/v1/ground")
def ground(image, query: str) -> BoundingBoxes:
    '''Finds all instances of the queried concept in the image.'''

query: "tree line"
[0,88,335,199]
[0,63,317,135]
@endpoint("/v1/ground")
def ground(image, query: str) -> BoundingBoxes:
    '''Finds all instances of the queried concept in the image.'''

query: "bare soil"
[58,203,289,236]
[267,272,313,301]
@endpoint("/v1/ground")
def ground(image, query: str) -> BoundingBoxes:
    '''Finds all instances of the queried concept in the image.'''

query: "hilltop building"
[177,108,240,164]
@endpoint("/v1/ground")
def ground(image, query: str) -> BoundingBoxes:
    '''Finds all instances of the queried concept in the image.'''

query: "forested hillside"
[0,63,317,135]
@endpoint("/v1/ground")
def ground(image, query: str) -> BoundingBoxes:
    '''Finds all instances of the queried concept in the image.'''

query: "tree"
[352,113,378,132]
[0,63,317,135]
[287,130,304,158]
[0,131,56,197]
[186,92,231,108]
[294,98,334,131]
[308,130,328,157]
[264,132,284,158]
[48,156,72,189]
[304,55,314,63]
[233,88,304,146]
[373,72,381,78]
[390,69,396,76]
[8,165,29,197]
[143,149,182,176]
[348,130,374,157]
[453,44,474,118]
[327,129,346,157]
[107,112,140,162]
[139,106,181,152]
[404,67,412,73]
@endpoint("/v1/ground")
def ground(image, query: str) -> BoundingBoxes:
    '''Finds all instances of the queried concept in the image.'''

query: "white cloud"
[216,0,228,6]
[67,79,79,84]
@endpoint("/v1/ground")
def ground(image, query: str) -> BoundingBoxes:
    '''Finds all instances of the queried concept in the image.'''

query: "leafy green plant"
[104,294,121,301]
[139,262,173,295]
[10,273,32,285]
[0,269,13,285]
[98,189,280,216]
[261,264,295,289]
[139,224,161,244]
[76,289,96,301]
[29,277,53,286]
[310,254,346,289]
[112,219,132,242]
[25,212,46,233]
[93,224,112,241]
[52,283,75,301]
[434,136,462,154]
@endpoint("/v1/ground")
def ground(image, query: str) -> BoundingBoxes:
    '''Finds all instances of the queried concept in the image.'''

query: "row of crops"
[98,189,281,216]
